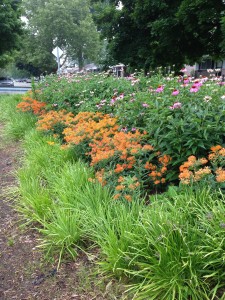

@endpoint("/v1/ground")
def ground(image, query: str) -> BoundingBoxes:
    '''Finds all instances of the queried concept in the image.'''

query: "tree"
[0,0,23,66]
[92,0,225,71]
[176,0,224,62]
[18,0,101,72]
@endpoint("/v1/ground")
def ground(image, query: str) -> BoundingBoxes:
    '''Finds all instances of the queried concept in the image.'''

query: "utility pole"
[57,46,61,75]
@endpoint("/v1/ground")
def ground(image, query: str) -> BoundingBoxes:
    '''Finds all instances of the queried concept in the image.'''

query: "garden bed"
[2,69,225,299]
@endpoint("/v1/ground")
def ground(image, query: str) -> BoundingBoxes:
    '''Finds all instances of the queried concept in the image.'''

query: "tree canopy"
[16,0,101,75]
[0,0,23,66]
[92,0,225,71]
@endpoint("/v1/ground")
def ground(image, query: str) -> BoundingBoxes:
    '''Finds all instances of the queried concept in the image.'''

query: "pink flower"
[155,85,164,93]
[172,89,179,96]
[180,68,187,72]
[142,103,149,108]
[193,80,202,87]
[190,85,199,93]
[169,102,182,110]
[110,98,116,105]
[183,79,189,84]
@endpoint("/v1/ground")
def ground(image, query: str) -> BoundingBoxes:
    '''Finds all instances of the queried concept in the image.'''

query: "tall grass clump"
[0,94,37,139]
[88,199,144,278]
[38,206,84,269]
[116,188,225,300]
[17,129,76,222]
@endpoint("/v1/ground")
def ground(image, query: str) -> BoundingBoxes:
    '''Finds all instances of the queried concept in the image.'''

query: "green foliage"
[2,94,225,298]
[116,188,225,299]
[89,200,143,277]
[38,207,83,268]
[0,94,37,139]
[35,73,225,183]
[92,0,224,70]
[144,89,225,180]
[17,0,101,73]
[0,0,23,66]
[0,62,31,78]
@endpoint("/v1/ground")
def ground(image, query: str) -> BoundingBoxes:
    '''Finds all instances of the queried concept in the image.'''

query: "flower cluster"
[17,96,46,115]
[179,145,225,186]
[113,176,141,201]
[63,112,119,146]
[36,110,75,137]
[179,156,210,184]
[145,154,171,185]
[62,111,170,200]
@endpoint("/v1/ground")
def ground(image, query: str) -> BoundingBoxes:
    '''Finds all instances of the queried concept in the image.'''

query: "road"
[0,82,32,94]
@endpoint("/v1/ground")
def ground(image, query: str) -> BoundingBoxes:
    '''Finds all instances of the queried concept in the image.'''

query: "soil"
[0,123,128,300]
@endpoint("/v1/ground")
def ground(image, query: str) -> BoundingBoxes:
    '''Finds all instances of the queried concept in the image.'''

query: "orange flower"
[188,155,197,163]
[17,97,46,115]
[118,176,124,183]
[127,163,134,169]
[215,168,225,182]
[142,144,154,151]
[210,145,222,152]
[124,195,132,202]
[113,194,121,200]
[128,184,136,190]
[161,166,167,173]
[130,148,138,155]
[208,153,215,160]
[120,154,128,160]
[149,171,157,177]
[199,158,208,165]
[218,148,225,156]
[154,180,160,185]
[194,167,211,181]
[116,185,125,191]
[159,154,171,165]
[145,162,156,170]
[114,164,124,173]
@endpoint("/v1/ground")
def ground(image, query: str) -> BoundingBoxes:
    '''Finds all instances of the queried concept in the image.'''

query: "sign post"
[52,47,63,75]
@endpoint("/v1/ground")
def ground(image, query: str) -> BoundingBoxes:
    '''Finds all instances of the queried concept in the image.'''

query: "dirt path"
[0,123,126,300]
[0,123,57,300]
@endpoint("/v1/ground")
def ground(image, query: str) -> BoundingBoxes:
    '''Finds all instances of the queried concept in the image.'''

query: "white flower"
[221,95,225,99]
[204,96,212,102]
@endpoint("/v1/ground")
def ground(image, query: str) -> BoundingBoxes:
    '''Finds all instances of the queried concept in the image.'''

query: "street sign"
[52,47,63,58]
[52,47,63,75]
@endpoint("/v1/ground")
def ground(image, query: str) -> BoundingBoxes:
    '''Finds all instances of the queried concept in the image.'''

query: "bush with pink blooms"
[27,71,225,185]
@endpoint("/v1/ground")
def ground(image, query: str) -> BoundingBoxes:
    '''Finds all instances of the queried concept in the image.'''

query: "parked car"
[0,77,14,87]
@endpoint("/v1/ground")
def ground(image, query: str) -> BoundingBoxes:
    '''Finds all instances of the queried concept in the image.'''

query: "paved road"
[0,83,32,94]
